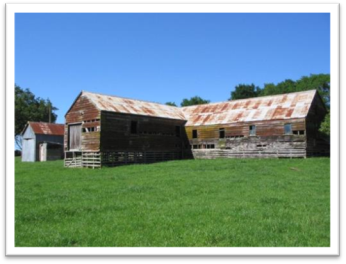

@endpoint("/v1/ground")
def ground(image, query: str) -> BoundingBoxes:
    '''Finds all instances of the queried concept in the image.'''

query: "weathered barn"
[64,90,329,168]
[21,122,65,162]
[64,91,190,168]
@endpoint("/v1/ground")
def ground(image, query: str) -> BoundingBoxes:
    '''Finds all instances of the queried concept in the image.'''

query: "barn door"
[68,124,82,150]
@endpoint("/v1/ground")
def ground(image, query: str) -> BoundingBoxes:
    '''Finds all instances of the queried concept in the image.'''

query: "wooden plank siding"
[64,95,101,152]
[100,111,189,152]
[185,118,307,158]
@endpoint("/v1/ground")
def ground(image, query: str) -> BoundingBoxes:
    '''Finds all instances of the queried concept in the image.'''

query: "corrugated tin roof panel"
[181,90,316,126]
[29,122,65,136]
[79,90,316,126]
[83,91,186,120]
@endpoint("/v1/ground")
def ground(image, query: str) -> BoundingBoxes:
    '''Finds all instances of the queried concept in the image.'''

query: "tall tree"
[15,85,58,149]
[165,102,177,107]
[229,84,262,100]
[261,79,296,96]
[180,96,210,107]
[319,111,330,137]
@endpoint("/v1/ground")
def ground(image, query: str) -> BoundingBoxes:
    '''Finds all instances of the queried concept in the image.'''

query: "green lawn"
[15,157,330,247]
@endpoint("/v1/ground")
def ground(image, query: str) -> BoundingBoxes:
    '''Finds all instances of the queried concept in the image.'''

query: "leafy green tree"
[261,79,296,96]
[165,102,177,107]
[15,85,58,149]
[229,84,262,100]
[319,111,330,136]
[260,83,276,96]
[180,96,210,107]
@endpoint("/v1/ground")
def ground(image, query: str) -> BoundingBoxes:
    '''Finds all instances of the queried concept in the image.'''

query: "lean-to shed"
[21,122,65,162]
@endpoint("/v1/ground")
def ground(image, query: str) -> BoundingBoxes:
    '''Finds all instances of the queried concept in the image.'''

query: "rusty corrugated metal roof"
[181,90,317,126]
[82,91,186,120]
[79,90,317,126]
[28,122,65,136]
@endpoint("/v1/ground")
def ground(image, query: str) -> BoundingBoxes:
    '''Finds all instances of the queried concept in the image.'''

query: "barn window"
[219,128,225,138]
[83,127,97,133]
[192,130,198,138]
[130,121,138,134]
[284,124,292,135]
[249,125,256,136]
[175,126,181,137]
[293,130,305,135]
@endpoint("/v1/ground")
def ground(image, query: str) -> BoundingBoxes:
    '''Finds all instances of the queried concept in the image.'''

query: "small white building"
[21,122,65,162]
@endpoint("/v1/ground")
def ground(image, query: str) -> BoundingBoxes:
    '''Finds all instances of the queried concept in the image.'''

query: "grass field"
[15,157,330,247]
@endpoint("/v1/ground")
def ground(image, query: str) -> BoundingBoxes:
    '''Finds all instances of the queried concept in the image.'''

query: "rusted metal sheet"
[28,122,65,136]
[182,90,317,126]
[83,91,186,120]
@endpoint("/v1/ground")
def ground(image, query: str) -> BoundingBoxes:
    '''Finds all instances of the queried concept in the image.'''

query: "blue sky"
[15,13,330,124]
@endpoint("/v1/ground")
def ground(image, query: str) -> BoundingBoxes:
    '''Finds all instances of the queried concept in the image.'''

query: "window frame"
[130,121,138,134]
[249,125,256,136]
[192,129,198,139]
[219,128,225,139]
[175,126,181,138]
[284,123,292,135]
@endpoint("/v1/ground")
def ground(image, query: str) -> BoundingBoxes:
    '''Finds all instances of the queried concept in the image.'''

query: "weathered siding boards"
[100,111,188,152]
[22,125,36,162]
[192,148,306,159]
[65,95,101,123]
[185,118,307,158]
[185,118,306,140]
[64,93,101,152]
[22,138,36,162]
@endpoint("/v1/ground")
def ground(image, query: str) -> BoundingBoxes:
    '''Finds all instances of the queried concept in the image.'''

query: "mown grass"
[15,157,330,247]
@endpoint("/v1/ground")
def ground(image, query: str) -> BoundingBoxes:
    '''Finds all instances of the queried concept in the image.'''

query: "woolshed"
[64,90,329,168]
[21,122,65,162]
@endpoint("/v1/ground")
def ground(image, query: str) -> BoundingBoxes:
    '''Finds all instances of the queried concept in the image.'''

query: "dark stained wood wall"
[100,111,189,152]
[305,93,329,156]
[64,95,101,151]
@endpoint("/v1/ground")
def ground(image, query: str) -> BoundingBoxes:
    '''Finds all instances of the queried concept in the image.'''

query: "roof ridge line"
[82,90,180,109]
[181,89,317,109]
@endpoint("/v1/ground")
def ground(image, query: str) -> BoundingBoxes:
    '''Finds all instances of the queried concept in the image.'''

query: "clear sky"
[15,13,330,124]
